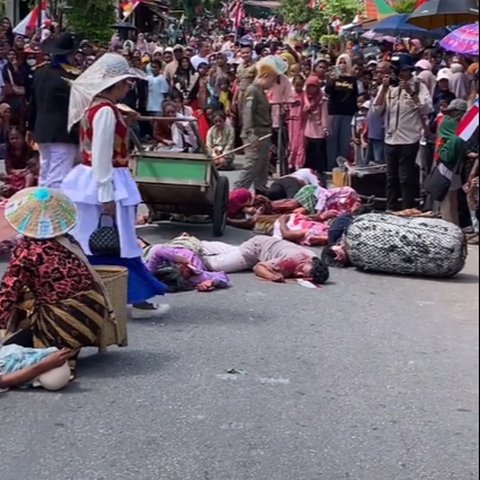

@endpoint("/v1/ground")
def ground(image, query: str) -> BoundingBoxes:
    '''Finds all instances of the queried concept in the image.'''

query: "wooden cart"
[131,119,229,236]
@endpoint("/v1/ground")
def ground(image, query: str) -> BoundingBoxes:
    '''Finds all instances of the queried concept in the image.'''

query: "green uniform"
[235,84,272,192]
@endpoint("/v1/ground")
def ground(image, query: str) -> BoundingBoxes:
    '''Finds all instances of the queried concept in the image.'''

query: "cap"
[415,59,432,71]
[391,53,414,71]
[436,68,452,82]
[173,44,184,51]
[361,100,371,110]
[164,47,174,53]
[367,59,378,67]
[445,99,468,113]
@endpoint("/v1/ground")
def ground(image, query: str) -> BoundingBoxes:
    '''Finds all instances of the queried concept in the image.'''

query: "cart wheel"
[212,175,229,237]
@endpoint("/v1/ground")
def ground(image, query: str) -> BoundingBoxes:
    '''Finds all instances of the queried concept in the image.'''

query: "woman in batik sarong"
[0,187,113,378]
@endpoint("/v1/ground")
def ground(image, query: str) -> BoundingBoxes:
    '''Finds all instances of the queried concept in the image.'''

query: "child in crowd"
[433,95,451,132]
[146,60,169,116]
[0,127,38,198]
[303,75,330,180]
[218,79,232,114]
[171,90,194,117]
[351,94,369,167]
[288,75,306,170]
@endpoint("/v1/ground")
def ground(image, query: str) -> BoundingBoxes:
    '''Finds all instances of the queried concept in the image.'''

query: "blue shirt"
[366,108,385,141]
[146,74,169,113]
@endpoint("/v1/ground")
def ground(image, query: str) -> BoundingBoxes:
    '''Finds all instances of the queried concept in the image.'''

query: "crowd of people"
[0,11,478,391]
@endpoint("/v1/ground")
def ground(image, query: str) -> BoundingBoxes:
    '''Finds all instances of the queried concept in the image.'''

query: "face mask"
[27,59,37,67]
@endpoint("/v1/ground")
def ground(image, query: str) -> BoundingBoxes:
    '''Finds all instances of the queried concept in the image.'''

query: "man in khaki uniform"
[234,58,280,193]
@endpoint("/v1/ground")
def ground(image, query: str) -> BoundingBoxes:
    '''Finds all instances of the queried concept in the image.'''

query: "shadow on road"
[77,349,178,378]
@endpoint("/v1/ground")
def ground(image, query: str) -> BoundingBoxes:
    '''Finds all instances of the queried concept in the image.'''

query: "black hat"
[41,32,77,56]
[391,53,415,71]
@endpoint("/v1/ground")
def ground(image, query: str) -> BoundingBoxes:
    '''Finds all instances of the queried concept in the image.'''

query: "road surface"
[0,170,478,480]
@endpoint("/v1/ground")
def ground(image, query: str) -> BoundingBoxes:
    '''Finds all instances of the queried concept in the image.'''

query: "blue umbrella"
[372,14,447,38]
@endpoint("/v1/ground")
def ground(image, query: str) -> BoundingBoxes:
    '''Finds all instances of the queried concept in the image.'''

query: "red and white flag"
[229,0,245,29]
[121,0,142,19]
[13,0,49,36]
[457,99,479,141]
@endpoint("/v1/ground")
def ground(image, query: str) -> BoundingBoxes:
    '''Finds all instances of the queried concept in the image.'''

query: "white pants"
[38,143,78,189]
[201,241,250,273]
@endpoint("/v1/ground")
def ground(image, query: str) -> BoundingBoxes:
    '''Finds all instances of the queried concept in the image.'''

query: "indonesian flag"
[121,0,142,19]
[230,0,245,29]
[13,0,49,36]
[457,99,479,141]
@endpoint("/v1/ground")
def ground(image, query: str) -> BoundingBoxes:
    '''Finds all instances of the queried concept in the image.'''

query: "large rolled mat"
[345,213,467,278]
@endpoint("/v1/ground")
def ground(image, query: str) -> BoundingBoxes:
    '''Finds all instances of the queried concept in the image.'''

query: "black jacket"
[27,63,80,144]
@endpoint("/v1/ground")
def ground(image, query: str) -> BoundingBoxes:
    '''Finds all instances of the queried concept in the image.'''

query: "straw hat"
[5,187,77,239]
[68,53,146,131]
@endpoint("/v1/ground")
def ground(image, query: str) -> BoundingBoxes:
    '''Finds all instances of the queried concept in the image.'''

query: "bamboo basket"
[94,266,129,353]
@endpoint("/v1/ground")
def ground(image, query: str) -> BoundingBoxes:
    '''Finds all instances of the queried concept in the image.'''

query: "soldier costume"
[27,33,81,190]
[234,58,282,193]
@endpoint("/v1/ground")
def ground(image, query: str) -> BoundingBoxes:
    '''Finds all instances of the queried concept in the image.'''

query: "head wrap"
[336,53,353,75]
[227,189,253,217]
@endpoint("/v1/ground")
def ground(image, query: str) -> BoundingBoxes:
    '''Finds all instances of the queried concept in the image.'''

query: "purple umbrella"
[440,23,479,56]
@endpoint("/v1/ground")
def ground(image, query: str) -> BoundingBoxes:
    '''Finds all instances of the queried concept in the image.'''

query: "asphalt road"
[0,170,478,480]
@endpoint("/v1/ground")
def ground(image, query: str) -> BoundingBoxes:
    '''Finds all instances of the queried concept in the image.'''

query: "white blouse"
[91,106,116,203]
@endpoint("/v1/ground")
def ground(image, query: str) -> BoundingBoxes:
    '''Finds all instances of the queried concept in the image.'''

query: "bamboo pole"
[213,134,272,160]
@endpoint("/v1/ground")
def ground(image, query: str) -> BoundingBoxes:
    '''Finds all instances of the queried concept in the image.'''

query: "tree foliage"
[394,0,417,13]
[280,1,315,26]
[67,0,116,43]
[281,0,360,40]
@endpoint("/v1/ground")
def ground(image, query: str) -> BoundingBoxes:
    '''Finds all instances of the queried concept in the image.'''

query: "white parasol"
[68,53,146,131]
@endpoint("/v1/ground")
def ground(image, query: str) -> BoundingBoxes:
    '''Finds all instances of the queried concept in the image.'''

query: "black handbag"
[88,214,121,256]
[423,166,451,202]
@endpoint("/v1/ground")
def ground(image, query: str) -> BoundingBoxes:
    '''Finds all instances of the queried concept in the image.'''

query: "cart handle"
[137,116,198,123]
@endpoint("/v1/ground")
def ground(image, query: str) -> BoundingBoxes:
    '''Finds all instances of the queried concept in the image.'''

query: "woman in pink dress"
[288,76,306,170]
[303,75,330,178]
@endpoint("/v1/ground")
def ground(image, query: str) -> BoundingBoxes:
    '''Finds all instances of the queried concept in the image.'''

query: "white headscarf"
[68,53,146,131]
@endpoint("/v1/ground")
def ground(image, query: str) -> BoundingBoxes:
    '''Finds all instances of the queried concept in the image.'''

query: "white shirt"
[190,54,209,71]
[172,113,198,152]
[374,79,432,145]
[146,74,169,113]
[290,168,320,187]
[91,107,117,203]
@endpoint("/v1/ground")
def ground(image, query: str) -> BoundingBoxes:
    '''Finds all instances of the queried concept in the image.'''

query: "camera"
[389,71,400,87]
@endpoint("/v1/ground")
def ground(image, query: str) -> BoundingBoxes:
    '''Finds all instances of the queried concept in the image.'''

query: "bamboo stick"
[213,134,272,160]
